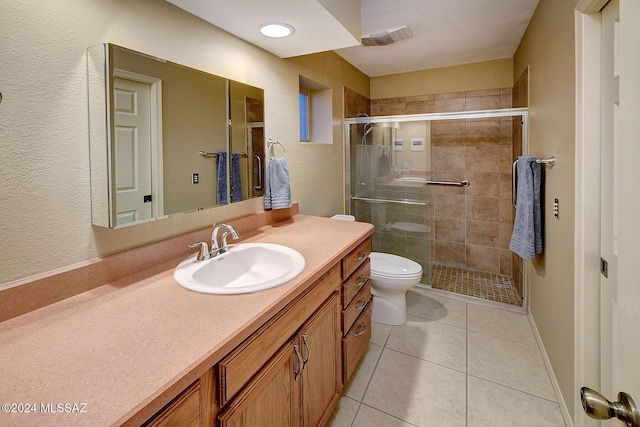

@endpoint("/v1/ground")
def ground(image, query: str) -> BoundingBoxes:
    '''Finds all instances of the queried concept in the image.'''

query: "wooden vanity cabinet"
[216,267,342,427]
[142,370,215,427]
[141,235,373,427]
[340,237,372,384]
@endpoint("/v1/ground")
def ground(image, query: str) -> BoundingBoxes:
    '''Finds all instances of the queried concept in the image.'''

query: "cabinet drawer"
[341,259,370,308]
[217,266,341,408]
[144,380,202,427]
[342,283,370,334]
[341,238,371,281]
[342,304,371,383]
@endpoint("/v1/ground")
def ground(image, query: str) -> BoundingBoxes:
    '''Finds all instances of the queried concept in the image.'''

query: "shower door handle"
[512,159,518,208]
[253,154,262,191]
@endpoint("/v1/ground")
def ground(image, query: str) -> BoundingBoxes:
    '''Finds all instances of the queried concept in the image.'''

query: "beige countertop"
[0,214,373,426]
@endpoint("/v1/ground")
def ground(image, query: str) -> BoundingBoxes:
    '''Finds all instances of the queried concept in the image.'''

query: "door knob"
[581,387,640,426]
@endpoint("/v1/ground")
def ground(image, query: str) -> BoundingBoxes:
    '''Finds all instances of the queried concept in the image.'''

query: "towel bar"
[512,156,555,207]
[199,151,248,158]
[267,138,286,158]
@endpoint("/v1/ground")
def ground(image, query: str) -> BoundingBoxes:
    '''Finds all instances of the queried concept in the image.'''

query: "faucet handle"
[220,229,241,252]
[188,241,210,261]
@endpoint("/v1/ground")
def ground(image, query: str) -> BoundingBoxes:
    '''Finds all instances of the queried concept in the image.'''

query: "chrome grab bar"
[426,180,469,187]
[199,151,248,158]
[351,196,428,206]
[253,154,262,191]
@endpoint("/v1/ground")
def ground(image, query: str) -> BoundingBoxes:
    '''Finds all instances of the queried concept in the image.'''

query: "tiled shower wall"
[371,89,515,276]
[511,68,529,297]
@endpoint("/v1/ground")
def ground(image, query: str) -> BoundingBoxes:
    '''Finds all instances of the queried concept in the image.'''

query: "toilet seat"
[369,252,422,278]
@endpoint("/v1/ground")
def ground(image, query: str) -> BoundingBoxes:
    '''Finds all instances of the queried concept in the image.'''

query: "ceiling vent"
[361,25,413,47]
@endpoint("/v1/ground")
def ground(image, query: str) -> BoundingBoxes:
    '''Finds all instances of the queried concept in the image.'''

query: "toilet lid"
[369,252,423,277]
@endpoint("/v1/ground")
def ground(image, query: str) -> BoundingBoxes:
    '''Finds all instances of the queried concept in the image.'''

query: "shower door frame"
[344,108,529,311]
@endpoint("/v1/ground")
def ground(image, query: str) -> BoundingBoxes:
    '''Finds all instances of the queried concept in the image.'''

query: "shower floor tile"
[430,263,523,306]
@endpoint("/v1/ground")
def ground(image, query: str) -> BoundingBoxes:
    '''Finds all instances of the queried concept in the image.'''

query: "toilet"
[330,215,423,325]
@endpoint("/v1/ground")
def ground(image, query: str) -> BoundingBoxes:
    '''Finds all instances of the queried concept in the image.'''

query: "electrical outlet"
[553,198,559,219]
[192,173,199,184]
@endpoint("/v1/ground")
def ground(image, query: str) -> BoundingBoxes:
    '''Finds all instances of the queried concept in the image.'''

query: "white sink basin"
[174,243,306,294]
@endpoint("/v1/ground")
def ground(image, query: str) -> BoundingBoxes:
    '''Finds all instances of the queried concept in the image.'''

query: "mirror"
[87,43,265,228]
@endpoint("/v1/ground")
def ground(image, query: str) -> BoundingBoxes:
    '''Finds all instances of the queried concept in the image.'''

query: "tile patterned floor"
[429,264,523,307]
[328,289,566,427]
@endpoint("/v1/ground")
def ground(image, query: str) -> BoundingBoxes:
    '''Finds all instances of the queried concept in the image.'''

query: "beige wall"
[514,0,578,421]
[370,58,513,99]
[0,0,368,285]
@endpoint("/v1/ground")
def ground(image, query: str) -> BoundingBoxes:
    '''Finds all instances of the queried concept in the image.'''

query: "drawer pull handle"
[354,275,367,288]
[354,251,367,262]
[302,334,311,369]
[294,343,304,380]
[355,298,367,312]
[354,322,367,337]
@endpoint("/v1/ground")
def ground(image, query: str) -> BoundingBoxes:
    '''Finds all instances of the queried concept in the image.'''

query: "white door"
[114,77,152,225]
[580,0,640,424]
[599,0,619,402]
[614,0,640,418]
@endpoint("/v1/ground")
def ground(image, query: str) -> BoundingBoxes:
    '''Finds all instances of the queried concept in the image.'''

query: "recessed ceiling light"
[259,23,295,38]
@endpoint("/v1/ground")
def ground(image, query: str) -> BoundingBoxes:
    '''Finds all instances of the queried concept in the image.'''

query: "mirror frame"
[87,43,264,228]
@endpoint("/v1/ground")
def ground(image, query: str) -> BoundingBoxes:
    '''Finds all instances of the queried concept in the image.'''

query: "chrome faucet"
[188,241,211,261]
[188,223,241,261]
[211,223,241,255]
[396,168,409,178]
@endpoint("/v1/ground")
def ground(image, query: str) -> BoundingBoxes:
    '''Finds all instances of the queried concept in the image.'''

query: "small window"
[299,75,332,143]
[299,91,310,141]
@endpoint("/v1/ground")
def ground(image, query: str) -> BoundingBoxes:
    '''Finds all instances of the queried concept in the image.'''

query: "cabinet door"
[217,340,301,427]
[300,292,341,427]
[144,370,215,427]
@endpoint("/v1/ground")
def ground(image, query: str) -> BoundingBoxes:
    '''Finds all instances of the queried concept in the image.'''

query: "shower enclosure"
[345,108,528,309]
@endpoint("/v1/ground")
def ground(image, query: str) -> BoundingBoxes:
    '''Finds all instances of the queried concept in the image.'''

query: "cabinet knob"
[355,298,367,312]
[294,344,303,380]
[354,275,367,288]
[354,322,367,337]
[354,251,367,262]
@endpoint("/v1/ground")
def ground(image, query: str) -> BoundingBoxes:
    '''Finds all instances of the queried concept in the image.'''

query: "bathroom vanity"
[0,206,373,426]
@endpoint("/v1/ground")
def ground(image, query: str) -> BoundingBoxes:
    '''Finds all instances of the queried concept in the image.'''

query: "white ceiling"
[167,0,540,77]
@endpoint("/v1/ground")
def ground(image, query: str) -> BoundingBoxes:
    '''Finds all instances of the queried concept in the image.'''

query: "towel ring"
[267,138,286,158]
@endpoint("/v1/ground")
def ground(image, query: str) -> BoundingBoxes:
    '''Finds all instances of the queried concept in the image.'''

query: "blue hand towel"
[216,152,227,205]
[231,153,243,202]
[378,152,392,176]
[264,157,292,210]
[509,156,543,260]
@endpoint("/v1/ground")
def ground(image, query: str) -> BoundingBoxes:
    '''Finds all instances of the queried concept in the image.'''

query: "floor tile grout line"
[347,331,390,426]
[357,403,420,427]
[466,373,560,404]
[466,328,540,348]
[381,346,468,376]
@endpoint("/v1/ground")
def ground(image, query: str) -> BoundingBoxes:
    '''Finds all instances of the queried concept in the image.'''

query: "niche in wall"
[299,75,332,143]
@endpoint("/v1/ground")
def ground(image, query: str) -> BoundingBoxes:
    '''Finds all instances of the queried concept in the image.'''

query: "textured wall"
[0,0,368,285]
[513,0,578,420]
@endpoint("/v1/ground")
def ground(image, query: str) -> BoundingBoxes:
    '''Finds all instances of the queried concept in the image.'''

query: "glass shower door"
[348,121,432,284]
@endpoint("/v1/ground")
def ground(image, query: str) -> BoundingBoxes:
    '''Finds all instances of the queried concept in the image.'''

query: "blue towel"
[377,153,392,176]
[264,157,292,210]
[509,156,543,260]
[231,153,243,202]
[216,152,227,205]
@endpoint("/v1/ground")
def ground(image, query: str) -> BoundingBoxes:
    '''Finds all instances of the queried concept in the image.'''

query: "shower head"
[363,121,381,136]
[364,124,374,136]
